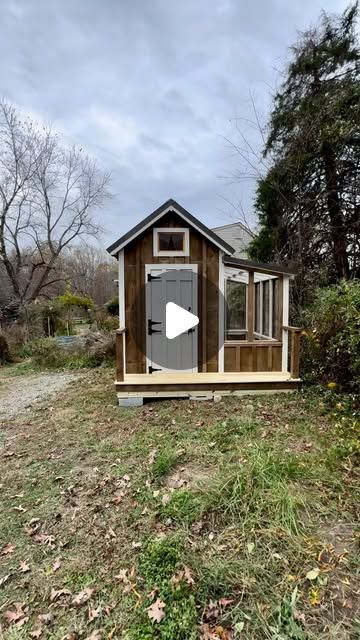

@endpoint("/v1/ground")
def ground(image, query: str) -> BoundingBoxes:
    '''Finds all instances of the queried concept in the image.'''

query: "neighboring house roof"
[223,255,296,277]
[107,199,235,256]
[212,222,254,259]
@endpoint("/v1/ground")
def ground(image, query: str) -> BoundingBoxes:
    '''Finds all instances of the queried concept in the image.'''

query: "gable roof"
[106,199,235,256]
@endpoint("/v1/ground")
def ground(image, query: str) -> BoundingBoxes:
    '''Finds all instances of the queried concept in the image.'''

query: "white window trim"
[153,227,190,257]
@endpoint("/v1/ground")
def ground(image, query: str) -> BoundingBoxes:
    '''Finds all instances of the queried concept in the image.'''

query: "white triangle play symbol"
[166,302,199,340]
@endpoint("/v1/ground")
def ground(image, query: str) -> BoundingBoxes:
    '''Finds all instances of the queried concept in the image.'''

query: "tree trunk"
[322,144,350,279]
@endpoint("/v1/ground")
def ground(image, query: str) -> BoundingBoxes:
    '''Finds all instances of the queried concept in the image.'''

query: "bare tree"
[0,101,110,307]
[64,245,117,305]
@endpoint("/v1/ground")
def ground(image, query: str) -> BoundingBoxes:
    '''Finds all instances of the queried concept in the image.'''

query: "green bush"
[27,338,66,368]
[105,295,119,316]
[301,280,360,392]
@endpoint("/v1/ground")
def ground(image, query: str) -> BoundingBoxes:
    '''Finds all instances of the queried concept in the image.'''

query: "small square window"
[153,227,189,256]
[158,231,184,252]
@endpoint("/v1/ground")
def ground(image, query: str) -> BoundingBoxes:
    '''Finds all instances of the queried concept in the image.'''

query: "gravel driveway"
[0,372,82,422]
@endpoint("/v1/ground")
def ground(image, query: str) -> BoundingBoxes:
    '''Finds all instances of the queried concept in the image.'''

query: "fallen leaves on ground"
[306,567,320,581]
[50,588,72,602]
[84,631,102,640]
[147,598,166,623]
[3,602,28,625]
[51,558,61,572]
[170,565,195,587]
[1,542,15,556]
[200,624,233,639]
[88,606,102,622]
[72,587,94,606]
[19,560,31,573]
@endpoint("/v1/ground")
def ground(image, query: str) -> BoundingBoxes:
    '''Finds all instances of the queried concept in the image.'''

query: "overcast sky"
[0,0,348,245]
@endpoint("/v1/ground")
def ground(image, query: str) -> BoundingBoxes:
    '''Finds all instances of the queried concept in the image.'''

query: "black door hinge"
[147,274,161,282]
[148,319,162,335]
[149,365,162,373]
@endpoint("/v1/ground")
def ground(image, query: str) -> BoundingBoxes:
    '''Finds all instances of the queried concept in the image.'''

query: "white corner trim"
[118,250,125,329]
[218,251,225,372]
[281,275,289,372]
[153,227,190,257]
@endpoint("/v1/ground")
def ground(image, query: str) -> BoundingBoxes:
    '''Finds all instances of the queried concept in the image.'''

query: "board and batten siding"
[122,211,220,374]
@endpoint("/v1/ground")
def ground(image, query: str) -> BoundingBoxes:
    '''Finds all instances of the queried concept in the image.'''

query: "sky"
[0,0,349,246]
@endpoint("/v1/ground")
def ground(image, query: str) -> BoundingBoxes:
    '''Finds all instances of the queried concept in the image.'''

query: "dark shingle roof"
[223,255,296,276]
[106,199,235,256]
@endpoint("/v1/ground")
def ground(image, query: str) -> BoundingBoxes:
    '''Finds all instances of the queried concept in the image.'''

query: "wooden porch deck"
[116,371,301,400]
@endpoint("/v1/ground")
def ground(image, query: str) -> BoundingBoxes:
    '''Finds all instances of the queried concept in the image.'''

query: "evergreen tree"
[249,3,360,296]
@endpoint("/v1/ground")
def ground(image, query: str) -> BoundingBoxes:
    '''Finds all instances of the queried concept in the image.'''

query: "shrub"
[0,334,11,364]
[301,280,360,392]
[22,332,115,370]
[105,295,119,316]
[27,338,66,368]
[95,310,118,332]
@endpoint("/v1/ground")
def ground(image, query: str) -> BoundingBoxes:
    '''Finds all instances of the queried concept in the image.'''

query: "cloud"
[0,0,350,243]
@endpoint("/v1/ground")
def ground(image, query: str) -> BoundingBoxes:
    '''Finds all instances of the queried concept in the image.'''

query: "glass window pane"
[158,232,184,252]
[255,283,261,333]
[262,281,270,336]
[226,280,246,334]
[272,279,279,338]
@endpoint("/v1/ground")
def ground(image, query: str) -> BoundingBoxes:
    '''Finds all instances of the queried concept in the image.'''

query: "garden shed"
[107,199,301,404]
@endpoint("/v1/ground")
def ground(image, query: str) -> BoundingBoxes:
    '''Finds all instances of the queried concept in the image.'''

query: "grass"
[0,367,359,639]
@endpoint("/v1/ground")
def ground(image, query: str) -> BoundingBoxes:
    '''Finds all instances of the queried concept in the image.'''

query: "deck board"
[118,371,294,385]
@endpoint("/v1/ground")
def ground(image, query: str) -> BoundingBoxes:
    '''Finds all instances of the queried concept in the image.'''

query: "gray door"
[146,266,198,373]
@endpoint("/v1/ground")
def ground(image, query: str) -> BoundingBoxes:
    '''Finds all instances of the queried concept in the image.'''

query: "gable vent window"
[153,227,189,257]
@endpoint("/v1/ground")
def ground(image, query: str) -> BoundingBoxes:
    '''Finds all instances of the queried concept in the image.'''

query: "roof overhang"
[106,199,235,257]
[223,255,296,278]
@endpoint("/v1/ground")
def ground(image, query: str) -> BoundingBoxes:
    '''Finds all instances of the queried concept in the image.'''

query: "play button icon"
[166,302,199,340]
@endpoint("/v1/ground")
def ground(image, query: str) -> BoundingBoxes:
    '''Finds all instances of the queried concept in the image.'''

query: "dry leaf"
[147,598,166,624]
[50,588,72,602]
[13,505,27,513]
[3,602,26,624]
[1,542,15,556]
[34,533,56,548]
[72,587,94,606]
[19,560,30,573]
[112,496,122,505]
[148,448,157,465]
[218,598,234,608]
[38,613,53,625]
[0,574,11,589]
[88,606,102,622]
[84,631,102,640]
[52,558,61,572]
[30,628,43,638]
[306,568,320,581]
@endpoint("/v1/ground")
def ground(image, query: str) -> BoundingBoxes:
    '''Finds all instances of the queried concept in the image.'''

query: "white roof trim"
[109,205,231,256]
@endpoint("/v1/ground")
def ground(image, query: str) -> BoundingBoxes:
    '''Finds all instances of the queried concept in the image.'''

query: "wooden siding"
[124,211,219,374]
[224,341,282,373]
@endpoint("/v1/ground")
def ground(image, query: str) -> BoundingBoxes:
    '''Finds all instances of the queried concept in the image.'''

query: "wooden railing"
[283,326,302,378]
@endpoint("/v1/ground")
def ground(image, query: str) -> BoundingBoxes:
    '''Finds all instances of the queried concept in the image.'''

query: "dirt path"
[0,371,82,422]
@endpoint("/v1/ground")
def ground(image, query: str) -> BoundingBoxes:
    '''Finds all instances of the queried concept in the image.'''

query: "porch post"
[117,249,126,381]
[116,329,125,382]
[281,275,289,372]
[247,270,255,341]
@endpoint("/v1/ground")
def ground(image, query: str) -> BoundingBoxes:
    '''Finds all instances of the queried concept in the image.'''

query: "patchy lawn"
[0,369,359,640]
